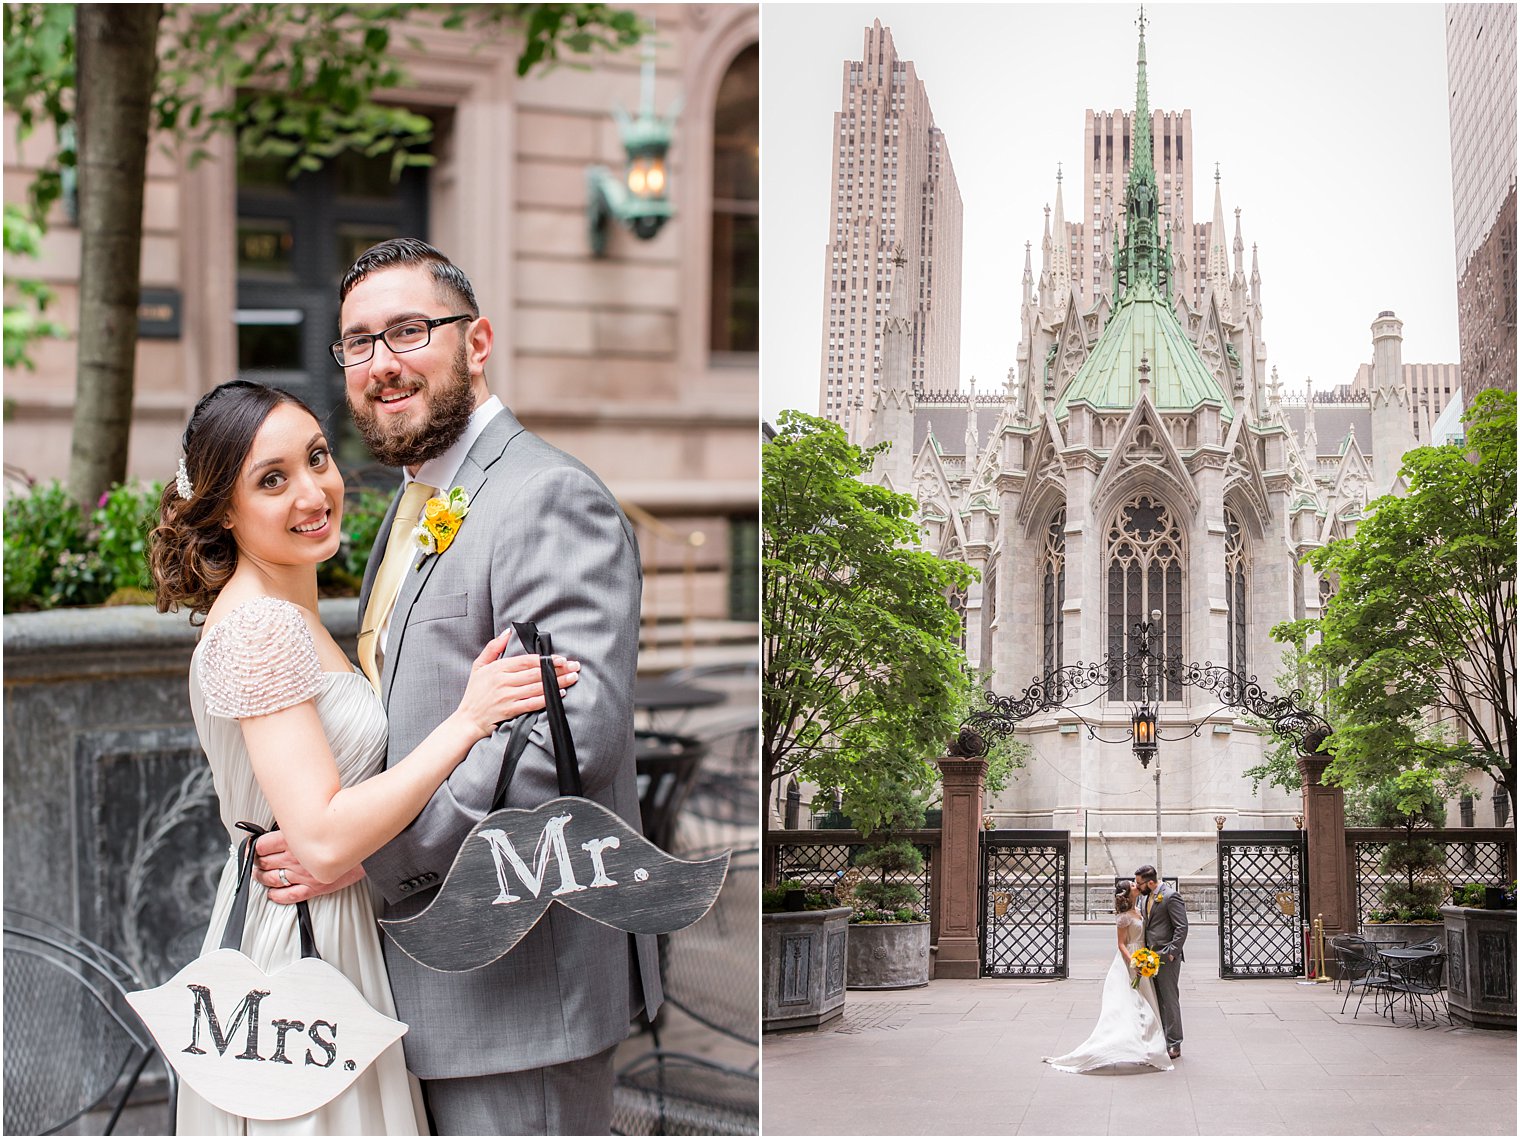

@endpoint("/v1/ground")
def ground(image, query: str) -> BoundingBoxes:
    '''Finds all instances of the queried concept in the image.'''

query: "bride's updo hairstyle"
[149,380,318,622]
[1114,884,1134,914]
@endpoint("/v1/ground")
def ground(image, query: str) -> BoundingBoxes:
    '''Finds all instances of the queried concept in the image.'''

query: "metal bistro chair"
[1338,939,1402,1019]
[677,717,759,852]
[614,846,758,1136]
[3,912,175,1135]
[1385,951,1450,1027]
[634,731,709,853]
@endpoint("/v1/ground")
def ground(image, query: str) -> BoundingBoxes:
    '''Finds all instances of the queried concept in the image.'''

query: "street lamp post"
[1131,609,1163,875]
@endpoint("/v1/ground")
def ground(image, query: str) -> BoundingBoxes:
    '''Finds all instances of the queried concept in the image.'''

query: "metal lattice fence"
[980,831,1069,978]
[1218,832,1306,979]
[1352,835,1513,925]
[772,841,934,916]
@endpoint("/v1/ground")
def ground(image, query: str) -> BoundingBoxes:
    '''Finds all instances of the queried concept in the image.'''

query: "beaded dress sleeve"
[199,596,324,719]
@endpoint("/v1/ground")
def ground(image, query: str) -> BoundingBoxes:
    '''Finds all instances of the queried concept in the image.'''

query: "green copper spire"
[1118,5,1160,295]
[1054,7,1232,424]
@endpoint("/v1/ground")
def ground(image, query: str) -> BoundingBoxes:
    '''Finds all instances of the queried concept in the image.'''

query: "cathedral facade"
[862,21,1428,881]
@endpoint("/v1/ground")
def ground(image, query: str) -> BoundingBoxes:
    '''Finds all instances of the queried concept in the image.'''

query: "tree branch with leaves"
[763,411,978,820]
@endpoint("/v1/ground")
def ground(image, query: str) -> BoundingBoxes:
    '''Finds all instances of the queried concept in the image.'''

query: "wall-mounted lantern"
[587,39,680,256]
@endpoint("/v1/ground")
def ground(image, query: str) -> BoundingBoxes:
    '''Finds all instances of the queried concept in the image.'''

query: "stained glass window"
[1225,507,1247,678]
[1106,494,1183,700]
[1041,511,1066,679]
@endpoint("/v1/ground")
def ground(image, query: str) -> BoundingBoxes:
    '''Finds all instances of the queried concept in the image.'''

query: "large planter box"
[762,907,850,1031]
[1442,906,1517,1030]
[846,921,930,989]
[1359,921,1444,948]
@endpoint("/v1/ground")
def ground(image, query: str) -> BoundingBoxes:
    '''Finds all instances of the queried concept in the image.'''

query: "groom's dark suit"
[1141,883,1187,1050]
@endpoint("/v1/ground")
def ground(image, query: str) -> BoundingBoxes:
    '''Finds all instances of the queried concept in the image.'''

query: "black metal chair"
[1384,951,1450,1026]
[1338,939,1400,1019]
[676,717,759,851]
[3,913,175,1134]
[613,847,758,1136]
[634,731,709,853]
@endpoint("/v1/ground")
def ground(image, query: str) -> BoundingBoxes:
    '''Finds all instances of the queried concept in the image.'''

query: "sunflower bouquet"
[1130,946,1161,989]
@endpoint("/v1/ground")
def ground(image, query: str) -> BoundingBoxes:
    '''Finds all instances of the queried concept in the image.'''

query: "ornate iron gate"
[1217,831,1307,978]
[980,830,1069,977]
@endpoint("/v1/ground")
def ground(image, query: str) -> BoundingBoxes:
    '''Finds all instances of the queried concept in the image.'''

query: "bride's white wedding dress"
[177,597,427,1135]
[1042,912,1173,1073]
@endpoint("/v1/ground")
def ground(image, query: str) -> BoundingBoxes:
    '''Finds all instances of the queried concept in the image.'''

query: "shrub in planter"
[851,839,925,921]
[1365,775,1449,919]
[3,479,161,611]
[761,880,840,913]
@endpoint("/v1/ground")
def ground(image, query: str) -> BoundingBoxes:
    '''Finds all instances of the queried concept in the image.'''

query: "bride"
[1043,883,1173,1073]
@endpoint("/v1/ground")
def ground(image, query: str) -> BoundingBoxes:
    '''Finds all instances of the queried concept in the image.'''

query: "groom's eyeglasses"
[331,314,472,367]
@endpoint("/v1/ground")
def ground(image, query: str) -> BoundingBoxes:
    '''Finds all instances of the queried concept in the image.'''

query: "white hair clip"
[175,456,194,501]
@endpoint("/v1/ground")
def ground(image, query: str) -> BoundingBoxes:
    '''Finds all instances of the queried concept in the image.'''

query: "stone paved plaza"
[762,923,1516,1136]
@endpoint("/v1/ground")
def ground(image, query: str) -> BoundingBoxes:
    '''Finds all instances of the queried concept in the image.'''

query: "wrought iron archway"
[953,616,1331,757]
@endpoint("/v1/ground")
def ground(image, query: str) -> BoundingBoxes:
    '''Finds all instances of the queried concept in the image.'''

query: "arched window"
[1041,511,1065,678]
[1106,493,1183,700]
[1225,507,1247,678]
[710,44,758,358]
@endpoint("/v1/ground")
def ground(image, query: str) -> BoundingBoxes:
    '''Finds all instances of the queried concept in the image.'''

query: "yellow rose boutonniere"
[412,486,470,569]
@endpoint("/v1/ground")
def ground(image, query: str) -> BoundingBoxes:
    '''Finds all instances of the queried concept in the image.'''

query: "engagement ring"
[278,868,291,888]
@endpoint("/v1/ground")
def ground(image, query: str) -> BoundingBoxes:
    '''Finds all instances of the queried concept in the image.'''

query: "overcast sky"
[759,2,1462,424]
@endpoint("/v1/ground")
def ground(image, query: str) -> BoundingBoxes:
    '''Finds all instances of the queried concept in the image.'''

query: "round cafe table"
[633,677,724,733]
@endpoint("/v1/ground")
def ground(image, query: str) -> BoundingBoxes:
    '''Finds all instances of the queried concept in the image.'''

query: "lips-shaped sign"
[126,949,407,1120]
[380,796,729,972]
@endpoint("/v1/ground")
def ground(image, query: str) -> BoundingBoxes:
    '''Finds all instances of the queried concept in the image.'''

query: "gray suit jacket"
[359,407,662,1080]
[1142,885,1188,962]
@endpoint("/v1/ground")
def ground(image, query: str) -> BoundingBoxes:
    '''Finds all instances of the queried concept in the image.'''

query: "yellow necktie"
[358,480,436,689]
[1146,891,1153,919]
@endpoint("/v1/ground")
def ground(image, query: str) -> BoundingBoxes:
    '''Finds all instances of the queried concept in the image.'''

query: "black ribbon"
[490,620,583,810]
[223,820,319,961]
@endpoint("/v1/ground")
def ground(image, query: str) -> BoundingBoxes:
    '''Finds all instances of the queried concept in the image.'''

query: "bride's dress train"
[1043,914,1172,1073]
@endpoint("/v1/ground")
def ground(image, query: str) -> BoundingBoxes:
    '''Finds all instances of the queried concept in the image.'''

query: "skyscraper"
[818,21,962,426]
[1446,3,1517,401]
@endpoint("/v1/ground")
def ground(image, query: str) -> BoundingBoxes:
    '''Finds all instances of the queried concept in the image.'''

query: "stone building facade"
[1446,2,1517,402]
[861,19,1457,878]
[3,4,759,635]
[817,20,962,429]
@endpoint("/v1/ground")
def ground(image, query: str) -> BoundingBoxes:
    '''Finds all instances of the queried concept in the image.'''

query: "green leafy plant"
[760,880,839,914]
[1365,771,1450,920]
[316,484,392,594]
[850,840,925,921]
[3,478,160,611]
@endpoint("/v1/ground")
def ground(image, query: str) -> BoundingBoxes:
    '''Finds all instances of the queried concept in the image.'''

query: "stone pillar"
[1298,748,1350,965]
[935,754,988,979]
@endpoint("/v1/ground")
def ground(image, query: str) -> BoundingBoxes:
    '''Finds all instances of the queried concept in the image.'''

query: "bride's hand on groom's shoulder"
[252,831,366,904]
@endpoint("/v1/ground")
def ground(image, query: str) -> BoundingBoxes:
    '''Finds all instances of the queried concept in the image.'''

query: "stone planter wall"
[1358,921,1445,948]
[762,907,849,1031]
[1441,906,1517,1030]
[846,921,930,989]
[2,602,358,985]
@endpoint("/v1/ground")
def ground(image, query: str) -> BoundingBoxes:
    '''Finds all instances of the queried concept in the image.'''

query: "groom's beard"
[351,340,476,469]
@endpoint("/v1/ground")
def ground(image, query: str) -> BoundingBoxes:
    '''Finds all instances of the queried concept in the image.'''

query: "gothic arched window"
[1041,511,1066,678]
[1106,493,1183,700]
[1225,507,1247,678]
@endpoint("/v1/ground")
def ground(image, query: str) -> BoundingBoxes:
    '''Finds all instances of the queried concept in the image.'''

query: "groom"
[1135,864,1186,1059]
[254,239,661,1133]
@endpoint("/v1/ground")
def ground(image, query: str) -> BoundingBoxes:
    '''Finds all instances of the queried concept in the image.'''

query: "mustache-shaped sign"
[380,797,729,972]
[126,949,407,1119]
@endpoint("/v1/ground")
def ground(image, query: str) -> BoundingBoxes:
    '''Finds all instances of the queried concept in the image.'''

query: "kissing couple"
[1043,865,1187,1073]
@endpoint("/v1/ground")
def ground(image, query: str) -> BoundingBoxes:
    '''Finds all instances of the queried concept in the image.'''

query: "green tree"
[763,411,978,816]
[1281,389,1516,808]
[3,3,644,507]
